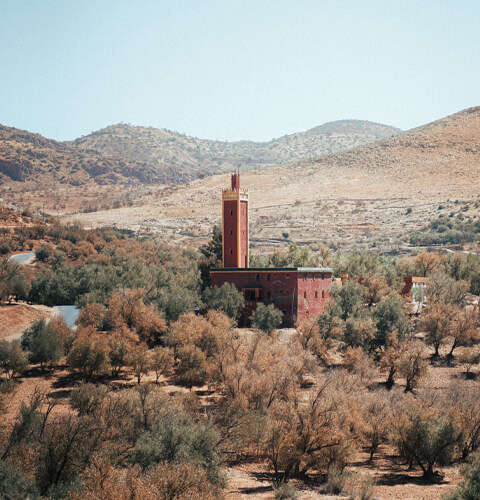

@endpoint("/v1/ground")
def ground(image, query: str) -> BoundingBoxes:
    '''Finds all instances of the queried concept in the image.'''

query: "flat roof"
[211,267,334,272]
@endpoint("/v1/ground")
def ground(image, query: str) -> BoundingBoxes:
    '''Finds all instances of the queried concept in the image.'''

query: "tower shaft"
[222,174,249,268]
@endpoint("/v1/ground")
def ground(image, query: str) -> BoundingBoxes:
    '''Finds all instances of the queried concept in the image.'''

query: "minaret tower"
[222,173,249,268]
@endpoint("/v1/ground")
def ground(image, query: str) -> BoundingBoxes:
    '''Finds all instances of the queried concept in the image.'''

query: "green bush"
[443,451,480,499]
[0,459,39,499]
[0,340,28,378]
[21,319,63,370]
[133,408,222,484]
[251,303,283,333]
[202,282,244,319]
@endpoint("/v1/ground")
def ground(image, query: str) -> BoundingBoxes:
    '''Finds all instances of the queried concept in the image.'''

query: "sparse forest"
[1,220,480,499]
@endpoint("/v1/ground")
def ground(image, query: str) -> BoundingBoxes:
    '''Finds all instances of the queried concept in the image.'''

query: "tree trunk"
[386,367,395,389]
[405,378,413,392]
[448,342,457,358]
[423,463,435,480]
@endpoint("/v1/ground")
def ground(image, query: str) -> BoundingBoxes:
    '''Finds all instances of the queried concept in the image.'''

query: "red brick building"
[211,174,333,327]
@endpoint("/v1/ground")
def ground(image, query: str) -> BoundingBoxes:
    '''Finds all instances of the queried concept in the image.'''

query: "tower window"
[322,290,325,298]
[229,249,233,254]
[315,291,318,298]
[230,210,233,216]
[304,291,307,298]
[230,229,233,235]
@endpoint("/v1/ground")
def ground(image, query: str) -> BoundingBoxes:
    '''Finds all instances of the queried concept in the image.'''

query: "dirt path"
[0,302,57,341]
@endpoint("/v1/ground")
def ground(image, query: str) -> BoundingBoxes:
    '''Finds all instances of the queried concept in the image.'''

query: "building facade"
[402,277,428,304]
[211,174,333,327]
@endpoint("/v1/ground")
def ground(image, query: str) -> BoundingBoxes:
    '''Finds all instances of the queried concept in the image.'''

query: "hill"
[0,125,130,187]
[0,120,399,190]
[69,120,400,183]
[68,107,480,255]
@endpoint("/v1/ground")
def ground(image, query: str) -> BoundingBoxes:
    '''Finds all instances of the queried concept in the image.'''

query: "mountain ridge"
[0,119,401,187]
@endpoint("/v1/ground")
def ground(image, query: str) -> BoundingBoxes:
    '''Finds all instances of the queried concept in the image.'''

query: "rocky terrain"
[69,120,400,183]
[0,125,129,187]
[67,107,480,255]
[0,120,399,189]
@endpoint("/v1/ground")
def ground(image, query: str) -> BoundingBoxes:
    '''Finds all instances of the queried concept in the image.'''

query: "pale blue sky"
[1,0,479,141]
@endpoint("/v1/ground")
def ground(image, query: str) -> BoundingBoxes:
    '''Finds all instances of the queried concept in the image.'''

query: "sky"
[1,0,479,142]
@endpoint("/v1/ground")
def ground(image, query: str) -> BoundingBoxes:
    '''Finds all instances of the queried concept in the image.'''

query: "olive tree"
[251,304,283,334]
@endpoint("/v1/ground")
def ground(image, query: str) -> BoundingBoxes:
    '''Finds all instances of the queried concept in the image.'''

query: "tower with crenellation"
[222,173,249,268]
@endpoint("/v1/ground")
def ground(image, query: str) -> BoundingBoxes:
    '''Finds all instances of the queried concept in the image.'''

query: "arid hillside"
[69,120,401,183]
[0,125,131,187]
[68,107,480,255]
[0,120,399,191]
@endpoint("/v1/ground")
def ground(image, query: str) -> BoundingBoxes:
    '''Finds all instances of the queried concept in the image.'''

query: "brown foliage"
[168,310,233,358]
[151,346,174,384]
[106,289,166,344]
[262,374,358,482]
[414,251,445,277]
[296,317,330,360]
[77,302,105,329]
[363,275,391,307]
[358,390,394,462]
[127,343,152,384]
[448,308,480,357]
[419,303,457,357]
[71,457,218,500]
[397,340,428,392]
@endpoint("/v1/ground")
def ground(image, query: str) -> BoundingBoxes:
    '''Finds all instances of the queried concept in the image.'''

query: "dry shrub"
[274,481,299,499]
[358,390,394,462]
[168,310,233,359]
[325,465,348,494]
[49,315,75,353]
[345,473,376,500]
[296,317,331,361]
[106,288,166,344]
[457,349,480,379]
[343,347,378,388]
[262,372,360,483]
[397,340,428,392]
[71,457,218,500]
